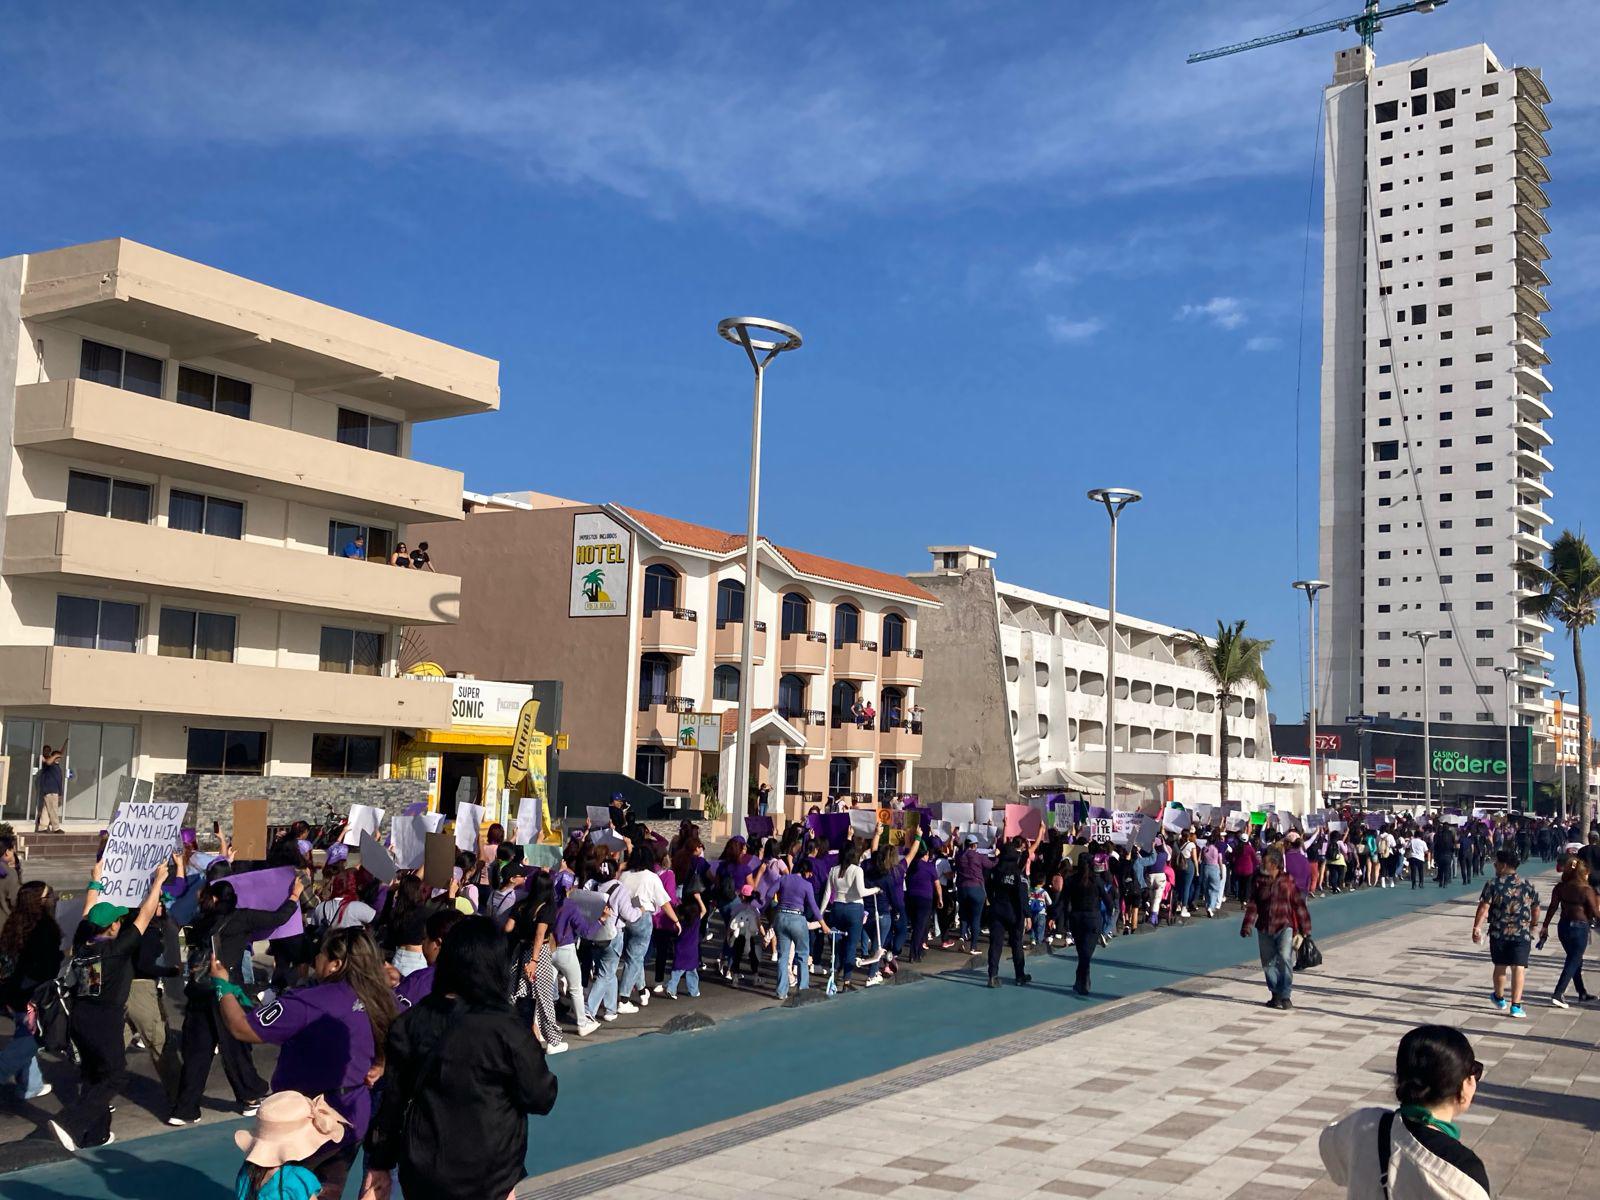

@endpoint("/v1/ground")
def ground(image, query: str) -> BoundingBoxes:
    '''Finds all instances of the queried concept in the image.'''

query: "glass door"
[99,725,136,822]
[2,719,39,822]
[64,723,104,822]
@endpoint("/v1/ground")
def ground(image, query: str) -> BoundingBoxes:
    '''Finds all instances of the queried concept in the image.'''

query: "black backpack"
[30,951,94,1056]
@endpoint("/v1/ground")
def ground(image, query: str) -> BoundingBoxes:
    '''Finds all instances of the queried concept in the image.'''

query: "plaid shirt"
[1241,871,1311,938]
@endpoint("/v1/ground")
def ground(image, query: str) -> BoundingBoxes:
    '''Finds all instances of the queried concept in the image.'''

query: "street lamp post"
[1556,686,1570,823]
[1292,580,1330,813]
[1405,630,1437,818]
[1087,488,1142,808]
[718,317,803,829]
[1497,665,1517,812]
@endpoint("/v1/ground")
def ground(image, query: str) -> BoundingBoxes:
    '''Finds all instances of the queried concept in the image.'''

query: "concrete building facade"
[0,239,497,824]
[913,547,1303,811]
[1318,45,1555,732]
[408,497,938,818]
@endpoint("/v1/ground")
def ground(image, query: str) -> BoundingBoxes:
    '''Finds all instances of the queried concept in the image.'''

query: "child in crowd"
[233,1092,349,1200]
[725,886,764,983]
[1027,883,1052,946]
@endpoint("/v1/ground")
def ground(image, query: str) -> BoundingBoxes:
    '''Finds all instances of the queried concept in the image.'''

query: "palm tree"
[1176,620,1272,810]
[1516,530,1600,830]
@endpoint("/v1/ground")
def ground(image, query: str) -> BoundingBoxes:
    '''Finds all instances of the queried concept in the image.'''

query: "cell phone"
[210,933,222,965]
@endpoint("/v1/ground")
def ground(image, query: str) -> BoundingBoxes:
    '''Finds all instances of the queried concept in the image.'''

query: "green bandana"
[1399,1103,1460,1141]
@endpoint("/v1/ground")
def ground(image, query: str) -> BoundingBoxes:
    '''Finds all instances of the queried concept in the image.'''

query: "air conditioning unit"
[661,794,684,810]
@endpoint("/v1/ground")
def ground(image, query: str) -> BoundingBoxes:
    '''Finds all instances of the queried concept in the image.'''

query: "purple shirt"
[1284,849,1312,892]
[905,858,938,900]
[395,964,434,1008]
[247,979,375,1141]
[553,900,604,947]
[954,848,993,889]
[774,873,823,921]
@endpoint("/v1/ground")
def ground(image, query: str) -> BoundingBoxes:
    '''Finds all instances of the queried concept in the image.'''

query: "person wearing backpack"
[47,858,169,1152]
[0,880,62,1101]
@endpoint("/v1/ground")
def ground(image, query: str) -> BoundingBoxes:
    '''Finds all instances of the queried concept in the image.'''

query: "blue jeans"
[1556,920,1590,1000]
[616,913,653,1001]
[1258,927,1295,1000]
[959,885,987,946]
[586,935,623,1019]
[884,906,908,957]
[775,910,810,998]
[1175,864,1195,910]
[832,901,865,980]
[0,1009,42,1098]
[665,968,700,998]
[1202,863,1224,911]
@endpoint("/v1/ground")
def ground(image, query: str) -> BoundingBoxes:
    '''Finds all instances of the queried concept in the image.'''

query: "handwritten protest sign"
[1087,817,1114,842]
[940,803,974,827]
[100,800,187,906]
[1110,812,1137,845]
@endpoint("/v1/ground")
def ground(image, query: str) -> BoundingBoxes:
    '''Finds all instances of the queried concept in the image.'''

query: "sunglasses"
[1470,1060,1485,1082]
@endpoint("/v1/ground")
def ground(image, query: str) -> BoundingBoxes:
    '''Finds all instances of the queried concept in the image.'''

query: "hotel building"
[0,239,497,823]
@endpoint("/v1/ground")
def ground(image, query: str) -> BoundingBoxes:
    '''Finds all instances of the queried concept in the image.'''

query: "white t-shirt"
[1407,837,1429,861]
[1378,832,1397,856]
[619,869,671,914]
[314,899,376,929]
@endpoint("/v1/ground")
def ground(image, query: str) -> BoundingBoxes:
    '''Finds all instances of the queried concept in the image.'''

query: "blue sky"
[3,0,1597,715]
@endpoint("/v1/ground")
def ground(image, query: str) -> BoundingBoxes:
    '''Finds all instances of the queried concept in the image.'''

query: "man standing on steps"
[1241,848,1310,1011]
[34,741,66,833]
[1472,849,1540,1020]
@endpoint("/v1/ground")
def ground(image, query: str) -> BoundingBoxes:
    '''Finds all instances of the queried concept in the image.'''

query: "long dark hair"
[0,881,56,961]
[434,915,512,1008]
[508,873,554,945]
[318,926,398,1055]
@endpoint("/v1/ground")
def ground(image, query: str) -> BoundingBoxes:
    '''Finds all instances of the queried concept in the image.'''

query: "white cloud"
[1045,316,1106,344]
[1177,296,1247,330]
[1245,335,1281,352]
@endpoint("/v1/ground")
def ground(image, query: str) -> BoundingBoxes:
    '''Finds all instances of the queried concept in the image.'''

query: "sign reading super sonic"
[569,511,631,617]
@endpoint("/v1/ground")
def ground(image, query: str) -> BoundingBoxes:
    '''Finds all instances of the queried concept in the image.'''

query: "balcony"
[1515,446,1553,474]
[640,608,698,654]
[1515,175,1550,211]
[636,696,696,743]
[0,644,451,727]
[1514,392,1552,423]
[879,721,923,759]
[1515,420,1553,449]
[1515,473,1552,501]
[1513,528,1552,553]
[1514,93,1551,134]
[828,720,876,756]
[1516,203,1550,240]
[14,378,463,524]
[1514,337,1550,369]
[833,639,880,681]
[713,619,766,664]
[1514,500,1553,528]
[1513,363,1552,397]
[1516,312,1550,343]
[782,709,828,753]
[881,647,924,686]
[1513,642,1555,663]
[1516,122,1552,160]
[1514,229,1550,266]
[1516,150,1550,186]
[20,239,497,421]
[1517,257,1551,291]
[778,630,829,675]
[2,510,462,625]
[1516,285,1550,319]
[1513,612,1555,634]
[1516,67,1551,107]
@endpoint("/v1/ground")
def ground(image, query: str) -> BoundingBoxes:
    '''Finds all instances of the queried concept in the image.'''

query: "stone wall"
[155,775,430,835]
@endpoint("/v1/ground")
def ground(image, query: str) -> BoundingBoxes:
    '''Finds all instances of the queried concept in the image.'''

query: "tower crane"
[1187,0,1448,64]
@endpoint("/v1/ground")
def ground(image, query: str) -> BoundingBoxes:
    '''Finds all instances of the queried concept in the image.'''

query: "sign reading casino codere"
[569,512,631,618]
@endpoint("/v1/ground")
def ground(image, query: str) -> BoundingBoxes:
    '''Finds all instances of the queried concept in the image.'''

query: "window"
[1375,100,1399,123]
[157,608,236,662]
[1378,523,1392,533]
[1475,163,1493,175]
[1475,462,1492,473]
[638,653,670,708]
[881,612,907,654]
[66,470,151,523]
[833,603,861,646]
[1434,88,1456,111]
[1411,304,1427,325]
[1474,434,1492,444]
[1440,466,1453,475]
[1475,544,1493,555]
[831,680,860,725]
[1377,604,1391,613]
[1437,303,1453,316]
[1037,714,1049,740]
[785,755,804,793]
[327,520,393,562]
[715,579,745,627]
[828,757,855,799]
[1411,92,1428,115]
[1475,600,1494,611]
[1373,440,1400,462]
[642,564,679,616]
[186,729,267,776]
[176,366,252,419]
[877,760,903,802]
[1482,82,1499,96]
[777,673,807,718]
[79,339,162,397]
[1377,686,1391,696]
[1379,632,1391,640]
[1440,412,1453,420]
[312,733,381,778]
[336,408,400,455]
[1476,110,1493,121]
[1476,572,1493,583]
[635,746,667,789]
[1377,658,1391,668]
[1410,68,1427,89]
[1475,630,1493,640]
[1475,325,1493,336]
[1475,271,1493,281]
[54,595,140,653]
[713,665,740,702]
[1378,550,1391,560]
[1439,439,1453,448]
[781,592,811,637]
[1440,658,1453,667]
[319,626,385,675]
[1440,685,1453,695]
[169,490,244,539]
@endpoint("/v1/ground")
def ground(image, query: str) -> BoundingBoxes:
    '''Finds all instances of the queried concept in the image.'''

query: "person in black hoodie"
[167,876,298,1125]
[985,837,1033,989]
[0,880,62,1100]
[360,916,557,1200]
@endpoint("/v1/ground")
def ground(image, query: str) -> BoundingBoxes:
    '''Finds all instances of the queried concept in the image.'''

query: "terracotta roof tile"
[617,505,937,604]
[721,708,774,735]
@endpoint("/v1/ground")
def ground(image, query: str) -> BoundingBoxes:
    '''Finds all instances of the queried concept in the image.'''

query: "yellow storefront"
[394,671,542,825]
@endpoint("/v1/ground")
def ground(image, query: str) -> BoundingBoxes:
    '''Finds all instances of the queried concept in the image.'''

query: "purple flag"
[224,866,304,940]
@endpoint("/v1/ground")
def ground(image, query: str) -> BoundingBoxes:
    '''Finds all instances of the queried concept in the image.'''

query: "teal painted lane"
[3,871,1500,1199]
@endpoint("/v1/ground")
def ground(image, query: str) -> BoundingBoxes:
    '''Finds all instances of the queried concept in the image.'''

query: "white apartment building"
[0,239,497,823]
[914,547,1303,811]
[1318,45,1554,731]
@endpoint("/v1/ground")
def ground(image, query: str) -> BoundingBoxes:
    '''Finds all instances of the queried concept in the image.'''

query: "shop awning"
[1019,762,1143,798]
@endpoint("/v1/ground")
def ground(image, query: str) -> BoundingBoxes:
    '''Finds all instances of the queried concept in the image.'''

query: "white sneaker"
[1551,996,1570,1009]
[652,983,666,995]
[637,990,650,1007]
[24,1083,52,1101]
[48,1120,79,1154]
[864,974,883,987]
[600,1011,619,1022]
[617,1000,639,1014]
[577,1020,600,1037]
[546,1041,570,1055]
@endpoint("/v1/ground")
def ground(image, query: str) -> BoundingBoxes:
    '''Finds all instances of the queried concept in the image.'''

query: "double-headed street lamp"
[718,317,803,825]
[1405,629,1437,817]
[1497,665,1518,812]
[1292,580,1329,811]
[1087,488,1141,807]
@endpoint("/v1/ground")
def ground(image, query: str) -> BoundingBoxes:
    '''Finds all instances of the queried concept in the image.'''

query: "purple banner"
[745,816,775,841]
[224,866,304,940]
[806,813,851,850]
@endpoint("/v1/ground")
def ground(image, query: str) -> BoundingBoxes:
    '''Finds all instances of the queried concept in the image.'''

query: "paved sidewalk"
[523,874,1592,1200]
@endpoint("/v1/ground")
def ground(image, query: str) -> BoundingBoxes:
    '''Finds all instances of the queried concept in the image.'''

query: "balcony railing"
[715,618,767,632]
[881,645,923,659]
[638,694,697,714]
[782,630,828,643]
[832,715,878,731]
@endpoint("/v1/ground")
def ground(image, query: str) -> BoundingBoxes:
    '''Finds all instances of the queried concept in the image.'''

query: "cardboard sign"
[932,819,955,841]
[806,812,851,850]
[1194,804,1215,826]
[226,867,303,941]
[585,805,612,828]
[359,831,398,884]
[100,800,187,907]
[1052,806,1074,832]
[1004,803,1042,840]
[1135,815,1160,853]
[343,805,384,848]
[424,831,457,889]
[524,843,563,869]
[231,798,269,862]
[848,808,879,837]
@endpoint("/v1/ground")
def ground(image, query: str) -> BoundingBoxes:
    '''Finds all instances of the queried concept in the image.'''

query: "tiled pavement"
[523,874,1598,1200]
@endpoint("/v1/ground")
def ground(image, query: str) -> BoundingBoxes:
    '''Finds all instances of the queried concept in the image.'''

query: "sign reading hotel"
[570,512,631,617]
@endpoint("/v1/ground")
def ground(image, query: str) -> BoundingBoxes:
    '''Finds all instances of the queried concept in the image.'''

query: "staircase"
[19,831,104,861]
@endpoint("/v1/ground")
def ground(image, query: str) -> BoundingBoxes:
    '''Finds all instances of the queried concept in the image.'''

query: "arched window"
[635,746,667,789]
[715,579,744,627]
[781,592,810,637]
[643,564,678,616]
[881,686,906,727]
[828,757,855,798]
[877,760,903,800]
[881,612,907,654]
[713,664,740,702]
[638,653,670,709]
[833,603,861,646]
[778,673,807,718]
[831,680,859,725]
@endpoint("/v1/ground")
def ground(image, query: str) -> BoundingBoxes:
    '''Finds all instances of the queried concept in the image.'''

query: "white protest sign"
[590,828,626,853]
[941,803,974,827]
[1161,806,1191,833]
[586,805,612,828]
[1110,812,1138,845]
[848,808,879,837]
[973,798,995,825]
[392,811,446,870]
[515,797,539,845]
[455,803,486,852]
[343,804,384,847]
[1088,817,1114,842]
[101,800,187,906]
